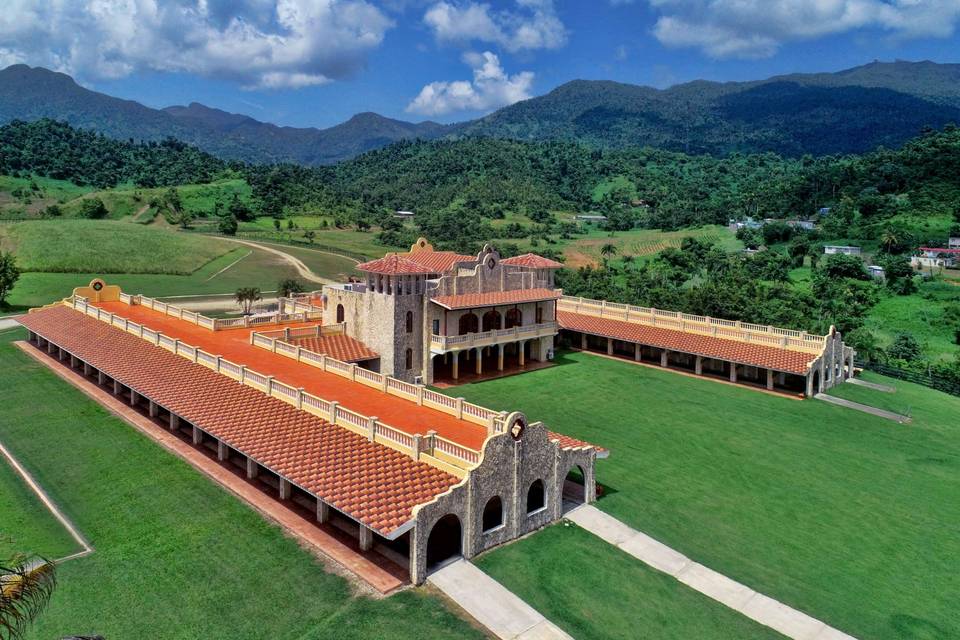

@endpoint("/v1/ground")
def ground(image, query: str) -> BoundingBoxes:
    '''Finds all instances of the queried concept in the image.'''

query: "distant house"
[817,207,832,216]
[575,214,607,222]
[394,210,415,218]
[729,217,763,231]
[824,245,861,256]
[949,237,960,249]
[867,265,885,280]
[786,219,816,231]
[913,247,960,269]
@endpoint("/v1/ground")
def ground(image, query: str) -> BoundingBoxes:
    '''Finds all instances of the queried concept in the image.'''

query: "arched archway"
[458,312,479,335]
[405,310,414,333]
[562,465,587,509]
[336,304,345,324]
[526,479,546,514]
[426,514,463,569]
[482,310,502,332]
[482,496,504,532]
[811,369,821,393]
[505,308,522,329]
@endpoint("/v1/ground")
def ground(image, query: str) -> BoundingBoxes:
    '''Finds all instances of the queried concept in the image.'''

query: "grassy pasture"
[0,331,483,640]
[560,225,739,267]
[453,350,960,640]
[0,175,93,218]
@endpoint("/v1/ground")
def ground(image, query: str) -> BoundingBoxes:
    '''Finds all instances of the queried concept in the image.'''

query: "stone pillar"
[606,337,613,355]
[806,371,815,397]
[246,458,259,479]
[98,371,106,385]
[475,348,483,375]
[452,351,459,380]
[129,390,138,407]
[218,440,228,462]
[70,355,78,368]
[47,341,56,354]
[818,358,826,393]
[317,500,330,523]
[660,350,669,367]
[634,343,641,361]
[695,356,703,375]
[497,344,505,371]
[581,333,587,350]
[767,369,774,390]
[113,379,121,395]
[847,349,855,379]
[729,363,738,383]
[359,525,373,551]
[519,342,525,366]
[149,400,158,417]
[83,362,92,376]
[279,478,292,500]
[169,413,180,431]
[192,426,202,445]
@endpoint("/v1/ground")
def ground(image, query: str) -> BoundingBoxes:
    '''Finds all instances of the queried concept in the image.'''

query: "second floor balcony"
[430,321,558,353]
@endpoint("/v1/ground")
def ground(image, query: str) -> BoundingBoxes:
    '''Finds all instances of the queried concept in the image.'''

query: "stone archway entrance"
[562,465,587,511]
[426,514,463,569]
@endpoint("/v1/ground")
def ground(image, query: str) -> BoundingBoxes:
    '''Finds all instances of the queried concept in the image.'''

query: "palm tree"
[1,556,57,640]
[235,287,262,315]
[600,243,618,267]
[880,226,901,254]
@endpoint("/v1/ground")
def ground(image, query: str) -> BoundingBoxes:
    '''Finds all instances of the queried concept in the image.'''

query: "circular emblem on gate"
[505,411,527,440]
[511,419,526,440]
[90,278,105,292]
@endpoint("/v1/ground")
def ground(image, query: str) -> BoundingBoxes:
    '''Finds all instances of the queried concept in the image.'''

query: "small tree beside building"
[0,251,21,308]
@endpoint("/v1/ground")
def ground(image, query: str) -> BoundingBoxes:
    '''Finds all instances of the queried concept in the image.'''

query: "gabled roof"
[919,247,960,254]
[356,254,434,275]
[431,288,562,310]
[501,253,564,269]
[403,250,475,274]
[19,305,459,536]
[289,334,378,363]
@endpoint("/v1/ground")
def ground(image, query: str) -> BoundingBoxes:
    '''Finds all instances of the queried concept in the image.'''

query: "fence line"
[855,359,960,397]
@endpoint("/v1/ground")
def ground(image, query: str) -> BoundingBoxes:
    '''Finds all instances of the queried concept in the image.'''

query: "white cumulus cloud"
[648,0,960,59]
[423,0,567,51]
[0,0,393,89]
[406,51,533,116]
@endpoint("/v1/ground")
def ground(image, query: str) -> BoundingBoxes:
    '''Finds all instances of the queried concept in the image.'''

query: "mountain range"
[2,60,959,164]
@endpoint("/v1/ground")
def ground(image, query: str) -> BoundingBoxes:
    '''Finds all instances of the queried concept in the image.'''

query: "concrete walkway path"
[846,378,896,393]
[428,559,573,640]
[815,393,910,423]
[566,505,856,640]
[0,316,23,331]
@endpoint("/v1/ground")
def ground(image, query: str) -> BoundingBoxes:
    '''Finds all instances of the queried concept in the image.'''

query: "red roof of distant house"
[356,254,435,275]
[289,334,378,363]
[557,310,814,374]
[403,250,475,274]
[919,247,960,254]
[501,253,565,269]
[19,305,458,536]
[431,288,562,310]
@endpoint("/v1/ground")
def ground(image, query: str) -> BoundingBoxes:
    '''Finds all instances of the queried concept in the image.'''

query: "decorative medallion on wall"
[90,278,105,292]
[487,257,496,270]
[505,411,527,440]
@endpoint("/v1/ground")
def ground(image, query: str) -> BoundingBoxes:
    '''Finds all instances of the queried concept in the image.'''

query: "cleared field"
[0,220,233,274]
[477,523,783,640]
[863,280,960,362]
[454,350,960,640]
[561,225,740,267]
[0,331,484,640]
[237,227,403,259]
[0,451,80,560]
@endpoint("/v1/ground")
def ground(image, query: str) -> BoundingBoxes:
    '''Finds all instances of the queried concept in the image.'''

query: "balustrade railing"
[430,321,557,351]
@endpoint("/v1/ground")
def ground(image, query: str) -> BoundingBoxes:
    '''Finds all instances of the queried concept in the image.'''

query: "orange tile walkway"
[19,340,406,593]
[95,301,489,449]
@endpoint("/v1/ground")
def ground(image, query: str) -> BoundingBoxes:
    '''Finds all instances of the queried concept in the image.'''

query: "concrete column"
[806,372,815,397]
[497,344,505,371]
[113,379,121,395]
[660,350,669,367]
[729,363,738,383]
[695,356,703,375]
[169,413,180,431]
[767,369,775,390]
[847,350,855,379]
[47,341,56,354]
[246,458,258,479]
[317,500,330,523]
[359,525,373,551]
[98,370,106,385]
[58,347,65,361]
[581,333,587,350]
[279,478,292,500]
[519,342,525,366]
[452,351,459,380]
[149,400,158,417]
[70,355,78,368]
[818,359,826,393]
[217,440,228,462]
[606,337,614,355]
[475,348,483,375]
[192,426,202,445]
[129,390,138,407]
[634,343,641,361]
[83,362,92,376]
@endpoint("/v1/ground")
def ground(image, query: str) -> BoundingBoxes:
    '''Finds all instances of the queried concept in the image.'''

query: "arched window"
[526,479,545,514]
[458,312,479,335]
[505,308,522,329]
[535,306,543,324]
[336,304,345,324]
[406,310,414,333]
[405,348,413,370]
[482,496,504,532]
[482,310,501,332]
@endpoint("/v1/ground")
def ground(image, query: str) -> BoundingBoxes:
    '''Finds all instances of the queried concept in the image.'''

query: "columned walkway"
[566,505,856,640]
[428,559,572,640]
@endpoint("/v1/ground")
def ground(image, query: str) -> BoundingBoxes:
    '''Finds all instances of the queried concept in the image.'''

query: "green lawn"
[0,330,483,640]
[863,280,960,362]
[236,226,403,259]
[454,350,960,640]
[477,523,784,639]
[0,452,80,560]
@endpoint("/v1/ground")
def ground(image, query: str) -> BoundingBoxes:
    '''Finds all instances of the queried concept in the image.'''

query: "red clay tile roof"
[431,288,562,310]
[403,251,475,274]
[557,310,814,374]
[501,253,565,269]
[289,334,379,363]
[19,305,458,536]
[549,431,609,458]
[357,254,434,275]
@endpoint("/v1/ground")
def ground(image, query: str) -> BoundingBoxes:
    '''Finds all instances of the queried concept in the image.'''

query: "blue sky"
[4,1,960,129]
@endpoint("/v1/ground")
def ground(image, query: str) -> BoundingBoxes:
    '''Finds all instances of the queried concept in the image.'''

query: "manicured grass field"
[477,523,783,639]
[0,220,233,274]
[454,350,960,639]
[0,451,79,560]
[0,330,483,640]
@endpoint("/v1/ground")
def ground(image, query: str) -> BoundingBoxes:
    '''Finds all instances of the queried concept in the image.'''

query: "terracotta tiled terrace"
[95,300,493,449]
